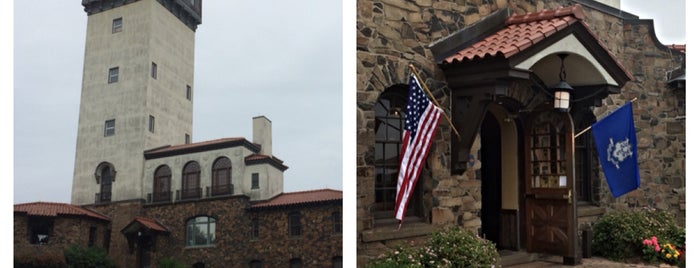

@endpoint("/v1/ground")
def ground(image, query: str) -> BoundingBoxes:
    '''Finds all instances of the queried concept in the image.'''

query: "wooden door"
[524,109,578,263]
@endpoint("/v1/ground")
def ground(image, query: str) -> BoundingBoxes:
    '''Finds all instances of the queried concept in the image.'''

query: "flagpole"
[408,64,461,140]
[574,97,638,138]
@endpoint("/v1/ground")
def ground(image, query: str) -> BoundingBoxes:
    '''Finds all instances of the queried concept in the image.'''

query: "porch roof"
[121,216,170,235]
[433,4,632,86]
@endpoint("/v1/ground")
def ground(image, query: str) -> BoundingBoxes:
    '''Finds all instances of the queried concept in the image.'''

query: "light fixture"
[553,53,573,112]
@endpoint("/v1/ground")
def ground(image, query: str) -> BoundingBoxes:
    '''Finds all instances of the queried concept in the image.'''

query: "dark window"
[192,262,205,268]
[251,218,259,239]
[374,88,410,218]
[108,67,119,83]
[289,258,302,268]
[153,165,172,202]
[332,256,342,268]
[28,217,53,244]
[186,85,192,100]
[251,173,259,189]
[249,260,262,268]
[185,216,215,247]
[98,165,113,203]
[112,17,122,33]
[103,228,111,251]
[332,211,341,233]
[575,112,598,203]
[185,134,191,144]
[149,115,155,133]
[288,212,301,237]
[104,119,115,137]
[181,161,201,199]
[88,226,97,247]
[211,157,232,196]
[151,62,157,79]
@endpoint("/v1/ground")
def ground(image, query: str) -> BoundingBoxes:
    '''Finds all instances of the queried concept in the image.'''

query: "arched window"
[152,165,172,202]
[374,87,416,219]
[95,162,116,203]
[211,157,232,196]
[181,161,201,199]
[185,216,215,247]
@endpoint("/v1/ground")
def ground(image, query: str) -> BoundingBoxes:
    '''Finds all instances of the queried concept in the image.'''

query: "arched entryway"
[480,104,523,251]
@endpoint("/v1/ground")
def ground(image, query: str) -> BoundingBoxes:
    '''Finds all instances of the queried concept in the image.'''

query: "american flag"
[394,74,443,221]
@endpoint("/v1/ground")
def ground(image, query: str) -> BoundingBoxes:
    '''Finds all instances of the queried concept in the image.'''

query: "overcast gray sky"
[12,1,343,204]
[10,1,687,205]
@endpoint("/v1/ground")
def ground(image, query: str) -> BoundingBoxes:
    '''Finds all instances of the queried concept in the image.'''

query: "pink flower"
[655,245,661,252]
[652,236,658,243]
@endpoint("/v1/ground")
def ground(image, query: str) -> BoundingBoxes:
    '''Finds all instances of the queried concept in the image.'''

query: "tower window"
[251,173,259,189]
[185,134,191,144]
[332,211,341,233]
[186,85,192,100]
[288,211,301,237]
[108,67,119,83]
[112,17,122,33]
[251,218,259,239]
[149,115,155,133]
[151,62,157,79]
[104,119,115,137]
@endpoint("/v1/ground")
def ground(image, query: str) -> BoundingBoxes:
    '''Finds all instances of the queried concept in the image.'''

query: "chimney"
[253,116,272,155]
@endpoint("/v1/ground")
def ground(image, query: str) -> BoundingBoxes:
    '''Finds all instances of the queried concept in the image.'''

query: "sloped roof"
[14,202,110,221]
[245,153,289,171]
[121,216,169,234]
[144,137,260,159]
[250,189,342,209]
[443,5,584,63]
[667,44,686,53]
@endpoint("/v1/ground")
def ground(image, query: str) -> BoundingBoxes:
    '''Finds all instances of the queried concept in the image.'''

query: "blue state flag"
[591,102,640,198]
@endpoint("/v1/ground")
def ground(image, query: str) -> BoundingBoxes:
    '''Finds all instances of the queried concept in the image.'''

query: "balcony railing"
[95,192,111,204]
[177,187,202,200]
[208,184,234,197]
[149,191,173,203]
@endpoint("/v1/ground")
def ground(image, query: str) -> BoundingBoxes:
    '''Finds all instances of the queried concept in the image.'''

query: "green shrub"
[158,257,187,268]
[591,208,685,261]
[14,251,67,268]
[63,245,115,268]
[367,228,500,268]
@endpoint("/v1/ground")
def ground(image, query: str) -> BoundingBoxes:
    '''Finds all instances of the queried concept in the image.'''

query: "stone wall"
[14,214,110,265]
[88,197,341,267]
[357,0,685,264]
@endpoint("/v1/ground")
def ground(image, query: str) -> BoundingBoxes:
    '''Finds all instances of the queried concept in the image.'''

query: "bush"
[367,228,500,268]
[63,245,115,268]
[158,257,187,268]
[15,251,67,268]
[592,208,685,262]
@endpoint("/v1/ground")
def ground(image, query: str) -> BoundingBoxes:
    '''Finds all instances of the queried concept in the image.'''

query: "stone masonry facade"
[357,0,685,265]
[83,197,342,267]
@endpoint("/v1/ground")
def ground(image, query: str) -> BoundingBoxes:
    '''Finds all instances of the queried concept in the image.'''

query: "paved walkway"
[507,255,678,268]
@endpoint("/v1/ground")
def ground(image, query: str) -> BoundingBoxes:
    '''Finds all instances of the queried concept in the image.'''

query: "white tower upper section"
[71,0,202,205]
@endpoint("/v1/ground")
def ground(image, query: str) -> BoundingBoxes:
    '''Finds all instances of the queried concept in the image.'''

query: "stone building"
[14,0,342,267]
[357,0,684,266]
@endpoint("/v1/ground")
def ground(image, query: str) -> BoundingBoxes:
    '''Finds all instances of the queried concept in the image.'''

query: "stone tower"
[71,0,202,205]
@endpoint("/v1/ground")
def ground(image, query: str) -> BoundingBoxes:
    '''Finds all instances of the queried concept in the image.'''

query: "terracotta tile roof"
[667,44,685,53]
[121,216,170,234]
[245,153,289,171]
[250,189,342,208]
[14,202,110,221]
[144,137,260,159]
[133,216,169,232]
[443,4,584,63]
